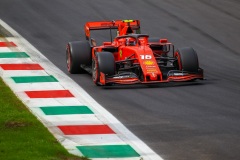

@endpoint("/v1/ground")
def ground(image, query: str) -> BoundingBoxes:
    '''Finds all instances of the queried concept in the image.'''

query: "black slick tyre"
[175,47,199,72]
[66,41,91,74]
[92,52,115,85]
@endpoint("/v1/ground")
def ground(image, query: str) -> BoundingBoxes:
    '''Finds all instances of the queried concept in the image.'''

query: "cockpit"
[125,37,136,46]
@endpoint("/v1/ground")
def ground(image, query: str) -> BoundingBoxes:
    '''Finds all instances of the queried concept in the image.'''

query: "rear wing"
[84,20,141,40]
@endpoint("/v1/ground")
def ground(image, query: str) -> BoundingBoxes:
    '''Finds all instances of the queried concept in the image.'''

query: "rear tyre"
[66,41,91,74]
[175,47,199,72]
[92,52,115,85]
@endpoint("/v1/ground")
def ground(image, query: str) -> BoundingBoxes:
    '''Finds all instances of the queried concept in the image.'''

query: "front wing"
[99,69,204,85]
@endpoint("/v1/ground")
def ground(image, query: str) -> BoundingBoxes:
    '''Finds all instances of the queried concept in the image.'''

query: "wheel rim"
[66,45,71,72]
[92,58,99,83]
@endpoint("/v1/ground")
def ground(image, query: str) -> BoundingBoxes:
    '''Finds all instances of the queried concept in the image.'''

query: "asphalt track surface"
[1,0,240,160]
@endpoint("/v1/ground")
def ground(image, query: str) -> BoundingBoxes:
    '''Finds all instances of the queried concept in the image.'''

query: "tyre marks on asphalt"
[144,0,239,56]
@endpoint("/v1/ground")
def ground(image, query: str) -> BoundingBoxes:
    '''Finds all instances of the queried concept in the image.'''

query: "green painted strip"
[40,106,94,115]
[0,52,29,58]
[77,145,140,158]
[11,76,58,83]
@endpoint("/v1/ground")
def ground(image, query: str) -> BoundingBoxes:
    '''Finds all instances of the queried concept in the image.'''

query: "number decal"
[140,55,152,59]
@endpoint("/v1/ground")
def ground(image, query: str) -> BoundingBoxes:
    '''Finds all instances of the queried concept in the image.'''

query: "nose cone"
[149,73,158,81]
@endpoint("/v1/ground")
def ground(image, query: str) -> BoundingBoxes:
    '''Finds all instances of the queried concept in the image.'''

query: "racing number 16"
[140,55,152,59]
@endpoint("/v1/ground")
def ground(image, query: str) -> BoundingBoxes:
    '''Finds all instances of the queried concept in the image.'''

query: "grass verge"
[0,78,89,160]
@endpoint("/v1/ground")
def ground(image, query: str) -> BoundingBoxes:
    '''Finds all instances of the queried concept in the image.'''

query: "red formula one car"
[66,20,204,86]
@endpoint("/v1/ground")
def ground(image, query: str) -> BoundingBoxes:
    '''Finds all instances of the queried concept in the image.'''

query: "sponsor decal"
[119,49,122,58]
[144,60,154,65]
[123,20,134,23]
[146,69,158,73]
[173,72,188,76]
[140,55,152,59]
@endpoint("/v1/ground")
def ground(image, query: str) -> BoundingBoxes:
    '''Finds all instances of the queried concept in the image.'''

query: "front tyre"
[66,41,91,74]
[174,47,199,72]
[92,52,115,85]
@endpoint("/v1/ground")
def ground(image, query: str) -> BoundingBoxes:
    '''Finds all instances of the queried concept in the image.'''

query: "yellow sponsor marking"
[123,20,134,23]
[144,60,154,65]
[119,49,122,58]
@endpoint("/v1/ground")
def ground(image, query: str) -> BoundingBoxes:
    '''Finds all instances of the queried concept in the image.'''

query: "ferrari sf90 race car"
[66,20,204,86]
